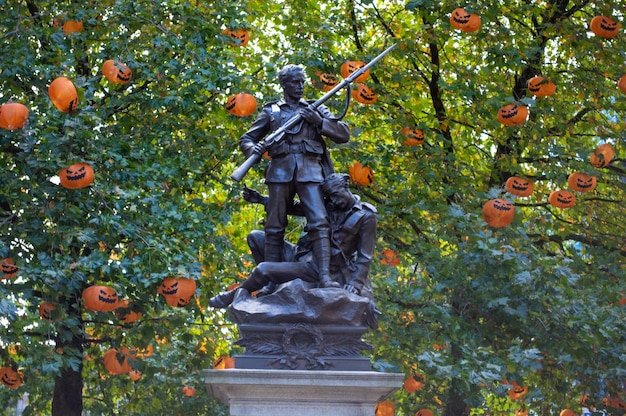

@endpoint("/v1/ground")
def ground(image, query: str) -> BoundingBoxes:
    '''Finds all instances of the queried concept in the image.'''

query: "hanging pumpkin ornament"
[222,28,250,46]
[549,190,576,208]
[375,400,394,416]
[349,161,374,186]
[508,383,529,400]
[1,258,19,280]
[527,76,556,97]
[158,277,197,307]
[226,93,257,117]
[58,163,94,189]
[589,143,614,168]
[182,386,197,397]
[352,84,377,104]
[403,375,424,393]
[482,198,515,228]
[589,15,620,39]
[129,370,142,382]
[497,104,528,126]
[416,410,434,416]
[213,355,236,369]
[0,367,23,389]
[38,302,58,321]
[103,347,136,375]
[48,77,79,113]
[114,299,142,323]
[315,73,339,92]
[102,60,133,85]
[618,75,626,94]
[560,410,577,416]
[82,285,119,312]
[0,102,29,130]
[567,172,597,193]
[450,8,481,32]
[505,176,534,197]
[380,249,401,267]
[401,127,425,146]
[340,61,370,83]
[62,20,83,35]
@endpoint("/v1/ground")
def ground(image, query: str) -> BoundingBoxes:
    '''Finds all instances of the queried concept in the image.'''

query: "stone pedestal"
[204,368,403,416]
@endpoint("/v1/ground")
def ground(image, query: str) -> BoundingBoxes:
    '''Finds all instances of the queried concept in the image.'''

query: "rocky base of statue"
[227,279,377,371]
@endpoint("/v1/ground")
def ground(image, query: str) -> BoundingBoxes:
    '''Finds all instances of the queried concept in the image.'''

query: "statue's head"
[278,64,305,88]
[322,173,350,195]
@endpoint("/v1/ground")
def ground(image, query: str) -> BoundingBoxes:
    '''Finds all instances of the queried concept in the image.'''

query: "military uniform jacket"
[238,98,350,183]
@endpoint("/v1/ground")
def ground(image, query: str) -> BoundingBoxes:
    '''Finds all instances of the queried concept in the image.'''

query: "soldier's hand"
[343,284,359,295]
[251,141,266,156]
[242,185,264,204]
[300,106,323,127]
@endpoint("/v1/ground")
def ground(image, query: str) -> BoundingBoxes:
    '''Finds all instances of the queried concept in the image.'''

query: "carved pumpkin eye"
[589,143,615,168]
[549,190,576,208]
[352,84,377,104]
[505,176,534,197]
[450,8,481,32]
[340,61,370,82]
[497,104,529,126]
[0,367,23,389]
[59,163,95,189]
[226,93,257,117]
[401,127,425,146]
[527,76,556,97]
[568,172,597,193]
[590,15,620,39]
[1,258,19,279]
[102,60,133,85]
[482,198,515,228]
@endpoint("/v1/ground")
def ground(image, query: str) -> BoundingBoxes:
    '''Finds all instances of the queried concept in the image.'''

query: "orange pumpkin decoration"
[498,104,528,126]
[515,410,528,416]
[340,61,370,83]
[316,73,339,92]
[549,190,576,208]
[590,143,615,168]
[39,302,57,321]
[416,410,434,416]
[115,299,142,323]
[403,375,424,393]
[618,74,626,93]
[1,258,19,279]
[401,127,425,146]
[450,8,481,32]
[352,84,378,104]
[62,20,83,35]
[0,367,23,389]
[102,60,133,85]
[508,383,528,400]
[158,277,197,307]
[48,77,79,113]
[381,249,401,266]
[560,410,577,416]
[505,176,534,197]
[129,370,142,381]
[482,198,515,228]
[222,28,250,46]
[375,400,394,416]
[0,102,29,130]
[568,172,597,193]
[82,285,119,312]
[103,347,136,375]
[213,355,236,369]
[182,386,197,397]
[349,161,374,186]
[590,15,620,39]
[58,163,94,189]
[527,76,556,97]
[226,93,257,117]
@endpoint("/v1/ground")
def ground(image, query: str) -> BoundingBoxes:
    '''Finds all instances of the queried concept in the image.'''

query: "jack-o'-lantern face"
[82,285,119,312]
[102,60,132,85]
[508,384,528,400]
[549,190,576,208]
[505,176,534,197]
[590,15,620,39]
[1,258,19,279]
[450,8,481,32]
[482,198,515,228]
[59,163,94,189]
[39,302,57,321]
[352,84,377,104]
[498,104,528,126]
[164,295,192,308]
[48,77,79,113]
[401,127,425,146]
[349,161,374,186]
[340,61,370,83]
[226,93,257,117]
[158,277,197,306]
[590,143,615,168]
[527,76,556,97]
[0,367,23,389]
[568,172,597,193]
[318,73,339,91]
[222,28,249,46]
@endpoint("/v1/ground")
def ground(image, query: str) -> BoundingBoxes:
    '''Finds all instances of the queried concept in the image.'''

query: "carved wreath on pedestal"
[235,323,372,370]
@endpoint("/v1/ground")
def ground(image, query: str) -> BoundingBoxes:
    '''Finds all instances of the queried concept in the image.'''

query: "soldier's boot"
[209,267,270,308]
[311,236,340,289]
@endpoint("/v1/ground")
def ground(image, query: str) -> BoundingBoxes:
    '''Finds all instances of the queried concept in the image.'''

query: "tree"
[1,0,624,415]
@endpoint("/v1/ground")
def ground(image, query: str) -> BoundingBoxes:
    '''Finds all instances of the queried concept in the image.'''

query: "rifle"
[230,43,397,182]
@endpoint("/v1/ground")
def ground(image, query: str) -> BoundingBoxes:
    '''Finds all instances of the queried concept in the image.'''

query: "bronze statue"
[237,65,350,288]
[209,173,377,309]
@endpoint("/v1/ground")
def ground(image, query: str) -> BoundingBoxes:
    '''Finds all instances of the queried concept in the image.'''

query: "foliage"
[1,0,625,415]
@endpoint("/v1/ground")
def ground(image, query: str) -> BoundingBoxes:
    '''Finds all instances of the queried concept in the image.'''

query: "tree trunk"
[52,365,83,416]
